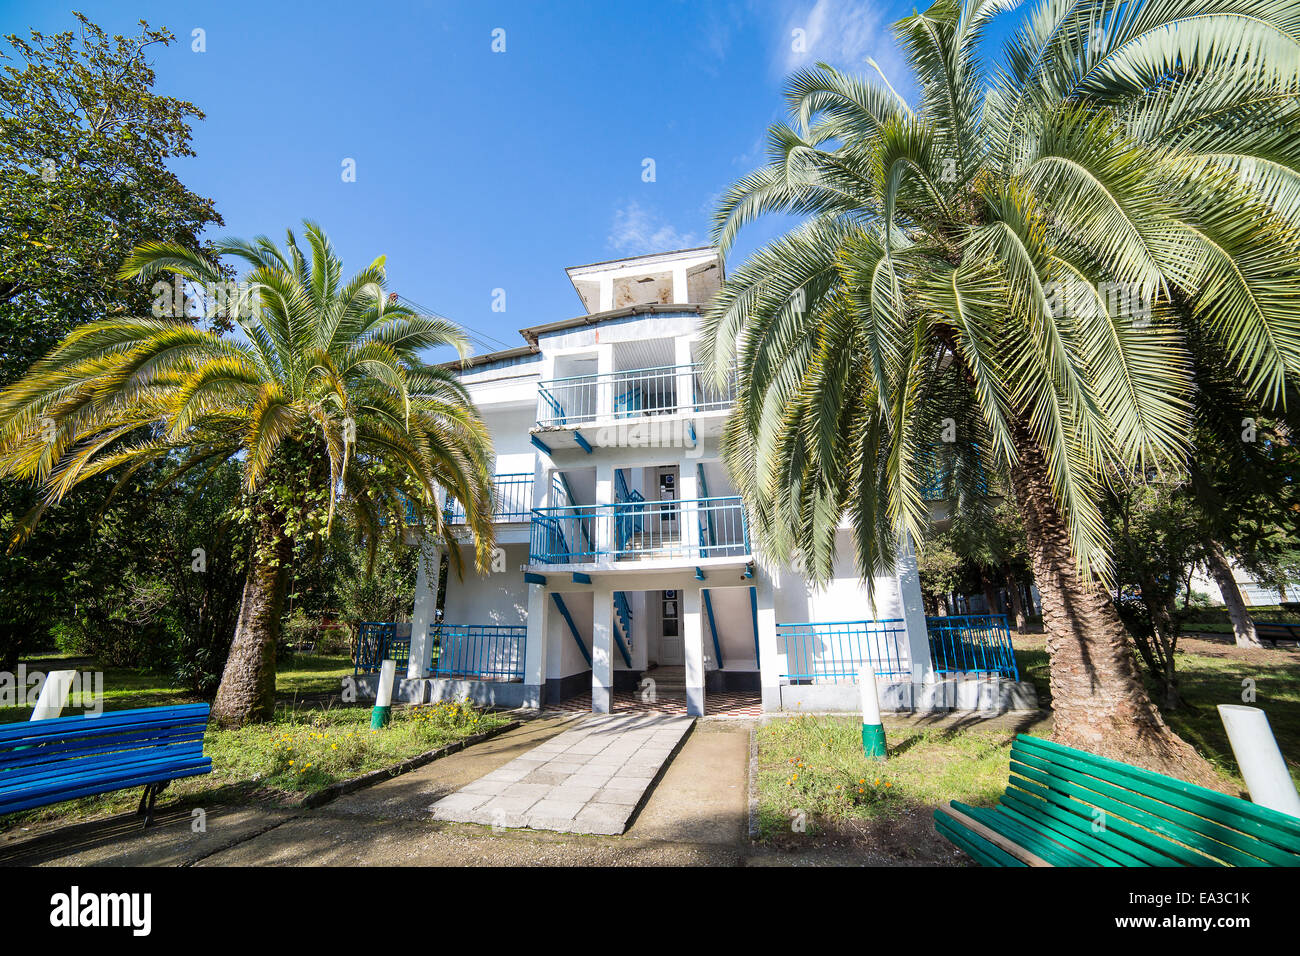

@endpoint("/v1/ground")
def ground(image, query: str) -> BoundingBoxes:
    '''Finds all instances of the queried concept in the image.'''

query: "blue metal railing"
[776,619,910,681]
[444,473,535,524]
[529,497,749,564]
[431,624,527,681]
[535,362,736,428]
[774,615,1020,683]
[354,622,411,675]
[927,614,1019,680]
[613,591,633,649]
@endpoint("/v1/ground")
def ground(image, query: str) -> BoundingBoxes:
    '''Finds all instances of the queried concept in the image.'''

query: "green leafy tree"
[916,528,974,615]
[1188,343,1300,645]
[0,13,223,665]
[703,0,1300,781]
[0,223,497,726]
[1109,481,1202,707]
[0,13,222,382]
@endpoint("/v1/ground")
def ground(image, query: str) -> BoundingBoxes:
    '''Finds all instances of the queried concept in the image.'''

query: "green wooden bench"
[933,734,1300,866]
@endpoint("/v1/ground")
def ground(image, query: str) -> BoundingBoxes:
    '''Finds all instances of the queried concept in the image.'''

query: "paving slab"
[430,713,693,834]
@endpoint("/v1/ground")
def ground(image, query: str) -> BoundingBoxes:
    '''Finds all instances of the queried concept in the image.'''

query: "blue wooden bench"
[0,703,212,825]
[934,734,1300,866]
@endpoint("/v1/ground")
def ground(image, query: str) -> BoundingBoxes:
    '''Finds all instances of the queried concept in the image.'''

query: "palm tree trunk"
[1007,417,1220,786]
[1202,537,1262,648]
[212,509,289,727]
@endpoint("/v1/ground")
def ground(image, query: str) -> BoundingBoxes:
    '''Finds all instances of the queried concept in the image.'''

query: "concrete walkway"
[431,714,693,834]
[1,715,760,867]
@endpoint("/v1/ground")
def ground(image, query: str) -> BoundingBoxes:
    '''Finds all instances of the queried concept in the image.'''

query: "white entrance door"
[659,590,683,665]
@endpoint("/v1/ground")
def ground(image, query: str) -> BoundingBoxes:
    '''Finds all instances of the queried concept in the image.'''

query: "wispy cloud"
[777,0,912,96]
[607,200,701,254]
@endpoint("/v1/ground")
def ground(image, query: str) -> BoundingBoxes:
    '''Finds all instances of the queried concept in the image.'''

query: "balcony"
[443,473,535,524]
[529,496,750,569]
[535,363,735,430]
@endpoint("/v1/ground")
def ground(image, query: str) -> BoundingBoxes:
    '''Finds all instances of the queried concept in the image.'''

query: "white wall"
[442,543,530,627]
[705,585,758,670]
[770,529,904,624]
[480,406,537,472]
[547,590,594,680]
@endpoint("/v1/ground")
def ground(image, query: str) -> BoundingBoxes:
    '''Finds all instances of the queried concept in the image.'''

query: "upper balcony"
[528,496,751,573]
[533,362,735,451]
[443,473,535,524]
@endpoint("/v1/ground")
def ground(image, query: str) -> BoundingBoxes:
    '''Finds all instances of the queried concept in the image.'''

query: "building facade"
[387,248,1029,717]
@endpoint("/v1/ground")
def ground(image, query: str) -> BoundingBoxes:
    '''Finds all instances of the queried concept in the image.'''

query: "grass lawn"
[0,652,355,724]
[756,634,1300,862]
[756,713,1038,863]
[1,653,509,834]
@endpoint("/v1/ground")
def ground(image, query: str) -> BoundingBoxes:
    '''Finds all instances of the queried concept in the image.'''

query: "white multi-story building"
[377,248,1031,716]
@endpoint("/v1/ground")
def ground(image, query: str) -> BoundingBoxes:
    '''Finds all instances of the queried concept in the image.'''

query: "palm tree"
[703,0,1300,782]
[0,223,496,726]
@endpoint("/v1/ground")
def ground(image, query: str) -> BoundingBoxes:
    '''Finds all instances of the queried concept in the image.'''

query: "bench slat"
[1009,761,1249,866]
[1,728,207,772]
[949,801,1097,866]
[999,784,1156,866]
[0,744,208,792]
[0,704,211,745]
[1,754,212,801]
[934,812,1029,867]
[987,801,1133,868]
[0,761,211,816]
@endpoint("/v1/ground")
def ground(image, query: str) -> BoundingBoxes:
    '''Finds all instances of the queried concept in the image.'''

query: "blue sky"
[5,0,1023,358]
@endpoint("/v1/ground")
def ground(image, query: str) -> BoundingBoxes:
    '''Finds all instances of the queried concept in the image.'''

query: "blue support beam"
[695,568,705,581]
[572,572,592,584]
[749,586,760,664]
[612,591,634,669]
[550,593,592,667]
[703,589,724,668]
[530,434,552,456]
[524,572,547,585]
[573,431,593,454]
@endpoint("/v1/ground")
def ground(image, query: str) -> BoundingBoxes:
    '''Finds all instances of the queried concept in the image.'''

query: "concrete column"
[592,587,614,714]
[673,335,694,416]
[408,538,441,679]
[595,342,615,421]
[897,533,934,683]
[679,460,698,557]
[755,568,781,712]
[523,582,550,709]
[595,460,613,559]
[683,585,705,716]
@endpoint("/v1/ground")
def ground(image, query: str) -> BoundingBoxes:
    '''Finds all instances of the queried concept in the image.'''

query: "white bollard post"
[860,664,886,759]
[1217,704,1300,817]
[371,659,397,729]
[30,670,76,721]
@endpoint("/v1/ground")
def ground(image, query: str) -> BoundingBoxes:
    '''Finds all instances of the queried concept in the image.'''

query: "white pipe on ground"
[376,659,397,709]
[1217,704,1300,817]
[30,670,76,720]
